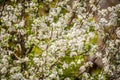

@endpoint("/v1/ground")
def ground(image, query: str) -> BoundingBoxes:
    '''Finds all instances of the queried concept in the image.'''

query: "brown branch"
[25,44,34,55]
[0,0,6,18]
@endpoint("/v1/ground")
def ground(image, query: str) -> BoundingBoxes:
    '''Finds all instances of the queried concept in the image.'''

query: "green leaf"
[32,46,42,54]
[32,0,37,2]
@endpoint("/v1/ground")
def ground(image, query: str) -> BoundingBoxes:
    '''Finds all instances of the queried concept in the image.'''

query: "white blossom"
[85,61,93,67]
[96,52,102,57]
[62,62,68,69]
[11,73,25,80]
[104,65,110,72]
[0,0,119,79]
[79,66,86,73]
[58,52,65,58]
[64,77,71,80]
[102,57,108,65]
[1,67,7,74]
[58,69,63,75]
[70,52,77,57]
[77,59,81,64]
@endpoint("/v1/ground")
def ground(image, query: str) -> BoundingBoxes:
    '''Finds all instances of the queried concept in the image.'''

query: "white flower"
[96,52,102,57]
[92,5,97,11]
[1,78,7,80]
[88,32,95,39]
[49,7,61,16]
[70,62,76,66]
[1,67,7,74]
[98,74,104,80]
[100,18,108,23]
[30,2,35,7]
[70,52,77,57]
[6,21,12,26]
[85,61,93,67]
[11,0,14,2]
[102,57,108,65]
[11,15,17,22]
[58,69,63,74]
[66,5,72,11]
[108,7,113,11]
[104,65,109,72]
[83,72,89,79]
[94,23,100,30]
[49,73,56,78]
[56,7,61,14]
[48,0,53,2]
[77,42,84,51]
[19,19,25,27]
[58,52,65,58]
[15,57,29,64]
[77,59,81,64]
[23,57,29,62]
[11,73,24,79]
[79,66,86,73]
[29,76,34,80]
[78,15,83,19]
[72,1,78,9]
[33,57,39,64]
[56,21,62,27]
[10,67,21,73]
[18,3,22,9]
[64,77,71,80]
[89,0,94,4]
[99,9,108,16]
[2,58,8,66]
[62,62,68,69]
[115,39,120,44]
[109,41,114,48]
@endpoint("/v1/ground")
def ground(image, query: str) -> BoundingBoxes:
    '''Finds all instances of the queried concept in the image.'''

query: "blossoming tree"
[0,0,120,80]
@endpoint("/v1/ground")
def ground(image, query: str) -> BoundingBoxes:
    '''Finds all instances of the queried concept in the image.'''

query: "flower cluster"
[0,0,120,80]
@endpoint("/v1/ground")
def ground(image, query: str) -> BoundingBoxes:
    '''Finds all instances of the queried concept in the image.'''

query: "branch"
[25,44,34,55]
[0,0,6,18]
